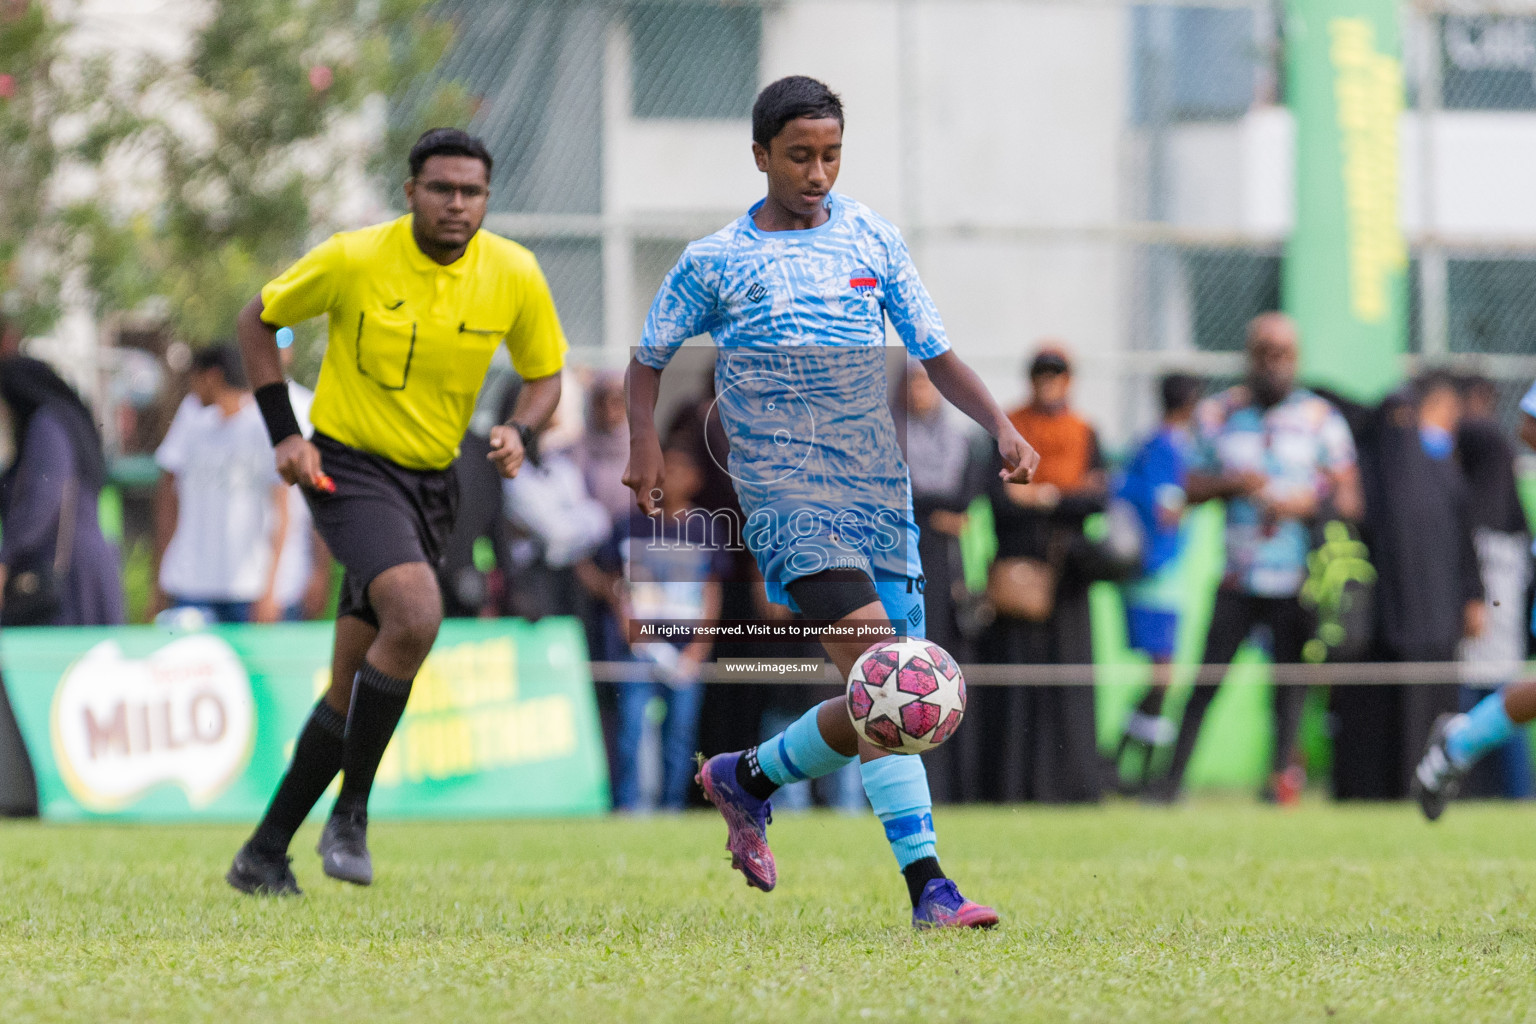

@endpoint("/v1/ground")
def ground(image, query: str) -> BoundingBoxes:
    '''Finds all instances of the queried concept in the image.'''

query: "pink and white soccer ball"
[845,639,966,755]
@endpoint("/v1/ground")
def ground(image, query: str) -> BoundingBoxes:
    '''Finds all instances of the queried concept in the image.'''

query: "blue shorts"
[872,576,926,640]
[1125,606,1178,660]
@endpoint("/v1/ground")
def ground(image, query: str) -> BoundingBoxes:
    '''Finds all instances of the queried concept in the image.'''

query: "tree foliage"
[0,0,472,363]
[83,0,470,355]
[0,0,68,334]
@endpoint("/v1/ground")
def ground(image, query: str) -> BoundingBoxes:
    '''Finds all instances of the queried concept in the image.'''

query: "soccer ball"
[845,639,966,755]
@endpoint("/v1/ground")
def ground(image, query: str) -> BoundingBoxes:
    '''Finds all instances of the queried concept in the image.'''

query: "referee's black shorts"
[306,432,459,627]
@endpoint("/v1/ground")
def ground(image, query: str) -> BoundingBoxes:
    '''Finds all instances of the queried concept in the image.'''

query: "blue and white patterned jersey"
[638,194,945,623]
[636,192,950,366]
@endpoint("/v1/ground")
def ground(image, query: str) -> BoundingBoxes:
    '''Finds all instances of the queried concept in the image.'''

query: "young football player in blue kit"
[623,76,1040,930]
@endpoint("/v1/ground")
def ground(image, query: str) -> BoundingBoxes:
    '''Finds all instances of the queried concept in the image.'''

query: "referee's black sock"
[334,661,414,817]
[250,699,347,856]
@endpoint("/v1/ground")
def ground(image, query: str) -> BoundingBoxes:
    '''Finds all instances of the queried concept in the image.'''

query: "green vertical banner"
[1,618,609,821]
[1284,0,1408,401]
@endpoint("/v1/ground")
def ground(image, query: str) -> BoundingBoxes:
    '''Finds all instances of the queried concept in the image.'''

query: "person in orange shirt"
[1006,347,1104,501]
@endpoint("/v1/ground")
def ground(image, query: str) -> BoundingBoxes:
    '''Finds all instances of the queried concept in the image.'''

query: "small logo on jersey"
[907,604,924,628]
[385,299,405,310]
[745,282,768,303]
[849,277,877,289]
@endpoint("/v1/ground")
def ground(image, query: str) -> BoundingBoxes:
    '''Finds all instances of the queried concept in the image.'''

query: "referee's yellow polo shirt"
[260,215,567,471]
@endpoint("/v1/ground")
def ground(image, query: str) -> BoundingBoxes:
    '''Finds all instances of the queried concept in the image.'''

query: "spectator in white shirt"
[153,345,288,623]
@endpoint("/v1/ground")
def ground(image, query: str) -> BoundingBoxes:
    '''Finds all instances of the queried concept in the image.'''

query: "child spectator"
[153,345,288,624]
[580,437,728,811]
[1112,373,1202,792]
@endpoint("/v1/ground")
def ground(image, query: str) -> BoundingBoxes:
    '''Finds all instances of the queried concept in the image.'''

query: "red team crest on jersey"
[849,277,877,289]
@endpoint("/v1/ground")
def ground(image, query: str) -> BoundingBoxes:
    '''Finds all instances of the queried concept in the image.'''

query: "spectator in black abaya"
[899,358,988,657]
[977,346,1107,804]
[1331,371,1485,800]
[0,357,124,626]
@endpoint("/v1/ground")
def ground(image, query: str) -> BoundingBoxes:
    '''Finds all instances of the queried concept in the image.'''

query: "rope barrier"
[587,659,1530,686]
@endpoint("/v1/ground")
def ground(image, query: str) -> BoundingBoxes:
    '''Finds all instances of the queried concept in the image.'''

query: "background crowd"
[0,310,1531,812]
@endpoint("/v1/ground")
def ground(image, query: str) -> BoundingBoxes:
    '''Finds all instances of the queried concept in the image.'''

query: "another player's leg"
[319,561,443,885]
[1116,663,1172,794]
[1117,607,1179,792]
[228,615,374,896]
[659,681,705,811]
[1414,680,1536,821]
[613,680,656,812]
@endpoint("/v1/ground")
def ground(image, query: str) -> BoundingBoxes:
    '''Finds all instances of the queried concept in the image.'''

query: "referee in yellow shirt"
[227,129,566,896]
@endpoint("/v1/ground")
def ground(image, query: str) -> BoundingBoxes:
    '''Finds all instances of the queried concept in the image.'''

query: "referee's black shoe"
[319,806,373,886]
[226,841,301,896]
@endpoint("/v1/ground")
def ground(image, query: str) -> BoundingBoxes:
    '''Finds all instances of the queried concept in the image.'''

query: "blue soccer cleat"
[696,752,777,892]
[912,879,999,931]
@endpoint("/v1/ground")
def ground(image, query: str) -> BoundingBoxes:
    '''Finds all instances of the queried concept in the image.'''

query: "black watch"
[512,422,540,466]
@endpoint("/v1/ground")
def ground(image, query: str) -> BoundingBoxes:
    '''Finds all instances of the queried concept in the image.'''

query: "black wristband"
[255,382,302,446]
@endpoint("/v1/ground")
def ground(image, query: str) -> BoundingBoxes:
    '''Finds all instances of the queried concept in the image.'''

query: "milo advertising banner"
[1,617,609,821]
[1284,0,1409,401]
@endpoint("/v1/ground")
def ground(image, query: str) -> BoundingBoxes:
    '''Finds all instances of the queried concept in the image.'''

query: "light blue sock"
[860,755,938,870]
[755,705,855,787]
[1447,692,1516,767]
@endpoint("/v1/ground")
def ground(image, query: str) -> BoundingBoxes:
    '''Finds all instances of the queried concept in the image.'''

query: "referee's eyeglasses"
[420,181,489,202]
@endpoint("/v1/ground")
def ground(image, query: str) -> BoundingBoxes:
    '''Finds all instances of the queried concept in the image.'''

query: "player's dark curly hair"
[752,76,844,147]
[408,127,494,178]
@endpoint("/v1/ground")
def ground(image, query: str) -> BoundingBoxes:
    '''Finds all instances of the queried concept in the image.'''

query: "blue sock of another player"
[1447,692,1516,767]
[861,755,945,907]
[737,704,854,797]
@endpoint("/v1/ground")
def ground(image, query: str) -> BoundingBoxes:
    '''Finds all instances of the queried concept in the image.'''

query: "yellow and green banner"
[1284,0,1408,401]
[1,618,609,821]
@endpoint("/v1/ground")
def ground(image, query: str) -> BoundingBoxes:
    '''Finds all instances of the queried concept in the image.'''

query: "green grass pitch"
[3,801,1535,1023]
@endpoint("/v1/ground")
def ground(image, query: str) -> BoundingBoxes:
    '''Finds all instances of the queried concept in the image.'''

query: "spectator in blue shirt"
[1113,373,1202,792]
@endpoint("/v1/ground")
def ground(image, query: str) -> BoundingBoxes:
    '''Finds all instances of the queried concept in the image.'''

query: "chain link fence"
[412,0,1536,448]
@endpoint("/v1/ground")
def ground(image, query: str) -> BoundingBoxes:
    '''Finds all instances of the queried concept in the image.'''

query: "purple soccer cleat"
[912,879,1000,931]
[696,752,777,892]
